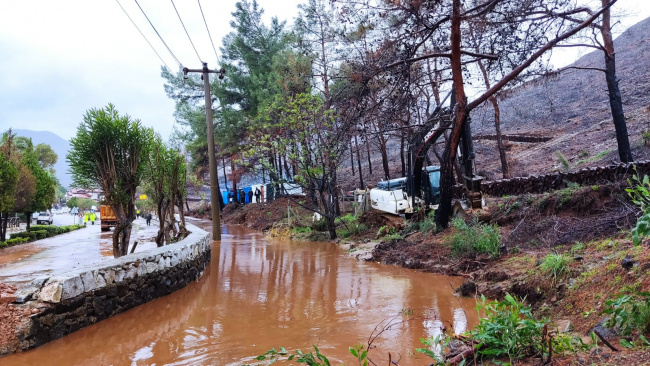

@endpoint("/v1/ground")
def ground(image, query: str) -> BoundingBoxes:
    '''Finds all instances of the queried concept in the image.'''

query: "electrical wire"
[197,0,220,64]
[134,0,182,68]
[170,0,202,63]
[115,0,172,71]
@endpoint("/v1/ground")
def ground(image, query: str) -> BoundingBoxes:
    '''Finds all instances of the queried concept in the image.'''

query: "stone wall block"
[39,281,63,303]
[146,262,158,274]
[103,270,116,285]
[136,263,147,277]
[95,273,106,288]
[61,276,84,300]
[80,271,98,293]
[114,268,125,283]
[157,257,166,271]
[125,265,137,280]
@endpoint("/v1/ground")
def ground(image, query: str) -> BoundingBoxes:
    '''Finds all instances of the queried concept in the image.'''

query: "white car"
[37,211,54,225]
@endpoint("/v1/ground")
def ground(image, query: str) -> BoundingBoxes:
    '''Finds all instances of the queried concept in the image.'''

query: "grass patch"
[555,150,571,171]
[576,149,612,165]
[446,218,501,258]
[337,223,367,238]
[540,253,571,280]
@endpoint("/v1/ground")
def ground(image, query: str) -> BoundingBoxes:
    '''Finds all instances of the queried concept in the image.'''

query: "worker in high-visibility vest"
[90,212,96,225]
[83,212,89,226]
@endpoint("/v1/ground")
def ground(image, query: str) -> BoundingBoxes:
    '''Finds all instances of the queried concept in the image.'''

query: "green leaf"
[619,339,634,348]
[349,347,358,358]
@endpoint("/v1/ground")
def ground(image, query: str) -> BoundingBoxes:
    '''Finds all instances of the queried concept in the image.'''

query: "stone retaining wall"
[2,224,211,354]
[464,160,650,197]
[474,134,553,143]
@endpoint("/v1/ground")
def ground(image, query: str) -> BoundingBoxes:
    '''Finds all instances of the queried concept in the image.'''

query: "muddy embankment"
[220,181,650,364]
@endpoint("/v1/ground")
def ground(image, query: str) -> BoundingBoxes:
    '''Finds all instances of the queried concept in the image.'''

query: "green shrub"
[627,173,650,246]
[246,345,332,366]
[337,223,367,238]
[603,292,650,337]
[419,210,436,233]
[33,230,48,240]
[30,225,61,235]
[416,334,450,365]
[310,218,328,232]
[10,231,36,240]
[540,253,571,280]
[447,218,501,258]
[335,213,357,225]
[5,225,83,246]
[4,237,30,246]
[555,150,571,171]
[291,226,312,234]
[470,294,589,362]
[384,233,402,241]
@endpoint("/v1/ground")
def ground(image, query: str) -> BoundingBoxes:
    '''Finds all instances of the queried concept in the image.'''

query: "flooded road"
[0,218,161,285]
[1,221,479,365]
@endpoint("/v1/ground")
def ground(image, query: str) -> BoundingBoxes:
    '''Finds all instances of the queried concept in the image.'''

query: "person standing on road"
[90,212,96,225]
[83,212,88,226]
[146,212,152,226]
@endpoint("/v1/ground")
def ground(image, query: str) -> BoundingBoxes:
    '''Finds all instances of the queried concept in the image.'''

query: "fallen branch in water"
[446,345,476,365]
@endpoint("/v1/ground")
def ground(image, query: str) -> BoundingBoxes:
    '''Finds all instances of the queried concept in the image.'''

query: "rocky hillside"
[473,16,650,179]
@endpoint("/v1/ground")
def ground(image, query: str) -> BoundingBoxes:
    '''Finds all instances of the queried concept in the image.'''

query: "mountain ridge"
[13,129,72,189]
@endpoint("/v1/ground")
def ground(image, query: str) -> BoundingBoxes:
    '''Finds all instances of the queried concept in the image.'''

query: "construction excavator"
[369,92,485,218]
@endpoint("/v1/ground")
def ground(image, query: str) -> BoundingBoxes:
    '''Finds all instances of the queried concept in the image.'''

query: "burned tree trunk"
[477,59,509,178]
[601,0,633,163]
[436,0,468,230]
[379,137,390,180]
[350,139,355,176]
[400,134,406,177]
[355,134,364,189]
[365,136,373,174]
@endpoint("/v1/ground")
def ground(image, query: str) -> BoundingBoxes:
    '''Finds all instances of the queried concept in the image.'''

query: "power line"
[115,0,172,71]
[170,0,202,63]
[197,0,220,64]
[134,0,182,68]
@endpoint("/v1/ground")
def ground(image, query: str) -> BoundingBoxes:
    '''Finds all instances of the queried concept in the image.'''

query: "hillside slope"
[472,16,650,178]
[13,129,71,188]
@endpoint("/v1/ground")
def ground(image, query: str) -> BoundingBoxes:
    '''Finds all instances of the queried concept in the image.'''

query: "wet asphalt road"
[0,216,160,286]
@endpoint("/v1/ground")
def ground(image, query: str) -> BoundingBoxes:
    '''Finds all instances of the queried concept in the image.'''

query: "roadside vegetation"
[67,104,189,257]
[3,224,85,248]
[0,129,58,242]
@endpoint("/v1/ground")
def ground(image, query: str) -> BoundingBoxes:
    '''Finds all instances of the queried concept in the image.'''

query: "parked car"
[37,211,54,225]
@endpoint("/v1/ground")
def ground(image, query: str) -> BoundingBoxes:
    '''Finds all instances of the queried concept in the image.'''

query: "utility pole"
[183,62,225,240]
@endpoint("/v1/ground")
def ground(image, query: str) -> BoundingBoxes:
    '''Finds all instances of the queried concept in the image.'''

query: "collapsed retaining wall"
[1,224,211,354]
[473,160,650,197]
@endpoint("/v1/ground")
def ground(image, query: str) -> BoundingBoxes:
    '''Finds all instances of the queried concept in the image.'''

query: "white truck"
[36,211,54,225]
[369,166,441,216]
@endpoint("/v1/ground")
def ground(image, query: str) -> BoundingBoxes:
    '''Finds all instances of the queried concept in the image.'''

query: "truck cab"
[369,167,441,216]
[37,211,53,225]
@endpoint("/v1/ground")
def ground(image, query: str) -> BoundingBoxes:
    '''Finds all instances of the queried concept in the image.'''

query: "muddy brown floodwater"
[1,220,479,366]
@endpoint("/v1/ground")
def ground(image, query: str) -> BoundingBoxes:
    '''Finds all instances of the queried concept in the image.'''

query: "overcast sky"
[1,0,649,141]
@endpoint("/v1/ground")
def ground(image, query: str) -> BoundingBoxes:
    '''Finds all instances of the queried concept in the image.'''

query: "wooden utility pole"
[183,62,225,240]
